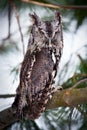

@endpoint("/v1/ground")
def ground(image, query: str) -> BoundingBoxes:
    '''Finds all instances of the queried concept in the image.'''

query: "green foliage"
[10,63,20,83]
[78,55,87,74]
[0,0,36,15]
[6,119,40,130]
[79,118,87,130]
[62,55,87,89]
[0,0,8,11]
[62,73,87,89]
[66,0,87,28]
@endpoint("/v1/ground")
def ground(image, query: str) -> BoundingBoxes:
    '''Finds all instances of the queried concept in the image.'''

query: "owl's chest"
[21,48,55,88]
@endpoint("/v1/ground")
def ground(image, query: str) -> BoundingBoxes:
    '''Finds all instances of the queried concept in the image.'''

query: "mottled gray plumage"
[12,11,63,120]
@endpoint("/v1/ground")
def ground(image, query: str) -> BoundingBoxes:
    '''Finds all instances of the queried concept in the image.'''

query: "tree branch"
[21,0,87,10]
[46,88,87,109]
[71,78,87,89]
[0,88,87,129]
[0,108,18,130]
[11,0,25,55]
[0,94,15,98]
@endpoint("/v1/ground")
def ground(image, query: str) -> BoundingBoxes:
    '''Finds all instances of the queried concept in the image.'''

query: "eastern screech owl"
[12,11,63,120]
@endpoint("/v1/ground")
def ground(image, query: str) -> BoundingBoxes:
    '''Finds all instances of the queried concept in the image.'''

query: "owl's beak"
[49,38,52,45]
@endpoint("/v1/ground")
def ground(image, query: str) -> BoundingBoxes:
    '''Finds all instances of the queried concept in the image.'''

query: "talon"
[56,85,63,90]
[51,86,63,94]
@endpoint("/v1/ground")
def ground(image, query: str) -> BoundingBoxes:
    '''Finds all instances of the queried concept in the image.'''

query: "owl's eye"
[38,28,45,34]
[41,30,45,35]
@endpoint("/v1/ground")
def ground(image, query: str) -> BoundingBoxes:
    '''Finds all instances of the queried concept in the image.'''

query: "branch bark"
[46,87,87,109]
[0,88,87,129]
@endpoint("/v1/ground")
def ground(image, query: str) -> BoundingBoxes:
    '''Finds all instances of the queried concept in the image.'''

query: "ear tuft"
[29,12,41,26]
[53,11,62,25]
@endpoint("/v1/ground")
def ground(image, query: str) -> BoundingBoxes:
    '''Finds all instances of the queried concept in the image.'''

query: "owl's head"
[29,12,63,47]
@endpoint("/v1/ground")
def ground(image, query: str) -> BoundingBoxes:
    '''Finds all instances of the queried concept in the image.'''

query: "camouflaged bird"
[12,11,63,120]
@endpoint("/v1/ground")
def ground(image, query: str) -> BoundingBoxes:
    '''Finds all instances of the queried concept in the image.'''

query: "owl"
[12,11,63,120]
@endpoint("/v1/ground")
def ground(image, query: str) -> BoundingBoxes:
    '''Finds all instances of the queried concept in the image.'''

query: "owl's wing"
[53,20,63,78]
[25,48,54,119]
[12,50,36,113]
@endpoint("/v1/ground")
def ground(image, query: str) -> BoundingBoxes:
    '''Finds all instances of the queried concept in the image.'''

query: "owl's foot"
[51,85,63,93]
[46,86,63,100]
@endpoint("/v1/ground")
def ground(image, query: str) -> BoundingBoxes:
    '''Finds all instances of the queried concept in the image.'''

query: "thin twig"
[11,0,25,55]
[2,0,11,40]
[74,74,87,78]
[21,0,87,10]
[0,94,15,98]
[8,0,11,39]
[71,78,87,89]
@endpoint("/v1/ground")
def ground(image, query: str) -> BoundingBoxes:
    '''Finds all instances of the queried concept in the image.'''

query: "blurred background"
[0,0,87,130]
